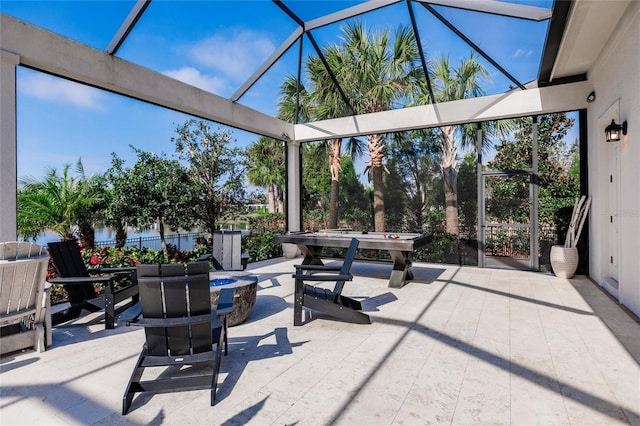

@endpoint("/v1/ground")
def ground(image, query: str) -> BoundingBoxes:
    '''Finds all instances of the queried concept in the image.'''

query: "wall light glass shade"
[605,119,628,142]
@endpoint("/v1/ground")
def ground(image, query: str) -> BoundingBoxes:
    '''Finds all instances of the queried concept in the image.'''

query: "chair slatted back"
[0,241,45,260]
[137,262,212,357]
[0,242,48,321]
[47,240,90,276]
[47,241,96,303]
[332,238,360,298]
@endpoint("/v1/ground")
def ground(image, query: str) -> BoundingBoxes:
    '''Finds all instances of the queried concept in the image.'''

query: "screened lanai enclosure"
[2,1,638,316]
[1,0,584,272]
[299,111,582,272]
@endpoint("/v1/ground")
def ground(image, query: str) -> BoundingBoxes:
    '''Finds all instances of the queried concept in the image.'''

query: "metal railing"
[95,232,208,252]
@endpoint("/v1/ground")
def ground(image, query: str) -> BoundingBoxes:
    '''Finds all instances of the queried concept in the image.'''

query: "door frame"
[476,117,540,271]
[599,103,620,296]
[479,170,537,270]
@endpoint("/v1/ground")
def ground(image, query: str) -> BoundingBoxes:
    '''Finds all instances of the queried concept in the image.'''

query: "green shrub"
[414,232,460,264]
[243,230,282,262]
[248,213,285,234]
[49,245,190,304]
[242,213,285,262]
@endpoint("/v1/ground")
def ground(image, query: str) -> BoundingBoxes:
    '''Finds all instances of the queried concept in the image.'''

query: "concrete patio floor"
[1,258,639,425]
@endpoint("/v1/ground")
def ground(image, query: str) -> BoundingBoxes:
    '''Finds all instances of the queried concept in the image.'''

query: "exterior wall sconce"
[605,119,628,142]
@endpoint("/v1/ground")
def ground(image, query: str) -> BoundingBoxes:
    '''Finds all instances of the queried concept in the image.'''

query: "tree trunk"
[115,225,127,248]
[328,138,342,229]
[276,186,284,214]
[267,184,276,213]
[439,125,459,235]
[329,179,339,229]
[443,166,459,235]
[372,165,385,232]
[158,220,168,260]
[78,224,95,249]
[367,134,385,232]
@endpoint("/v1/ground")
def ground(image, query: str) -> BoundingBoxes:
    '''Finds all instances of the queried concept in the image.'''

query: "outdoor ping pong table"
[275,231,432,288]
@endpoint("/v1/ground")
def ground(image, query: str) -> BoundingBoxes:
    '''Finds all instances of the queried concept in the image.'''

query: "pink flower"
[90,256,100,265]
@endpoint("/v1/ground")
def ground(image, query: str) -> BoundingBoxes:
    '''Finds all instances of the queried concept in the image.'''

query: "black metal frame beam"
[414,0,551,22]
[230,27,303,102]
[295,37,304,124]
[305,32,357,116]
[274,0,304,27]
[422,2,526,91]
[238,0,553,108]
[274,0,356,117]
[305,0,402,31]
[538,0,576,86]
[406,0,435,104]
[106,0,151,55]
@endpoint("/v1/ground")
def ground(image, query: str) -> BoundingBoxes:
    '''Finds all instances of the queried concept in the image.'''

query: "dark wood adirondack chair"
[292,238,370,325]
[0,242,51,355]
[122,261,233,415]
[47,240,138,329]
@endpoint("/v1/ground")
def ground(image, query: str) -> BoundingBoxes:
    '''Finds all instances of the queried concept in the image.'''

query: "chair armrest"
[87,267,135,278]
[49,276,116,284]
[294,264,342,272]
[121,303,143,326]
[216,288,234,316]
[293,273,353,282]
[0,307,38,324]
[98,266,136,273]
[196,253,212,261]
[130,312,216,328]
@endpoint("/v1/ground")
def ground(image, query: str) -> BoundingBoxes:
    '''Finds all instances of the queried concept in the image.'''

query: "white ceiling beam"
[2,14,293,141]
[293,81,590,142]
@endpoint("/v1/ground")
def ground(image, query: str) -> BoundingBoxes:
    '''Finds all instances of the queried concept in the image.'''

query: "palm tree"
[305,51,366,229]
[428,53,512,235]
[17,159,103,244]
[278,74,351,228]
[247,136,285,213]
[280,72,365,229]
[75,171,107,248]
[281,22,421,231]
[323,22,422,231]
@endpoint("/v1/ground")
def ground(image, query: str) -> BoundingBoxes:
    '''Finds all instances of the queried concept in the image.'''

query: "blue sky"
[3,0,562,181]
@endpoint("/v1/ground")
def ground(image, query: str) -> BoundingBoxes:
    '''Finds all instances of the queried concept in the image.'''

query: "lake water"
[36,228,206,252]
[36,226,249,252]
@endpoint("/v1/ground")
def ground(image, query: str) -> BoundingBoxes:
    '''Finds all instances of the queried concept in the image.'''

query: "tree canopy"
[18,159,104,245]
[108,148,198,259]
[172,120,247,238]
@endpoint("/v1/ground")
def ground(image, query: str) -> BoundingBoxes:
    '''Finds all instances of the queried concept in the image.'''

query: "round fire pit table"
[209,271,258,326]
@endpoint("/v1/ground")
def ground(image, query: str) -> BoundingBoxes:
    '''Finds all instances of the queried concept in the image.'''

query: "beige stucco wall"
[587,0,640,317]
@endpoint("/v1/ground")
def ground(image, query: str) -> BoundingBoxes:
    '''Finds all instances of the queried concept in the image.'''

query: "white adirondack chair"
[0,242,51,355]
